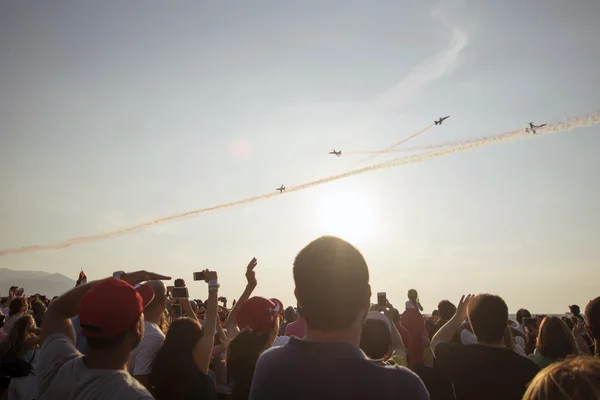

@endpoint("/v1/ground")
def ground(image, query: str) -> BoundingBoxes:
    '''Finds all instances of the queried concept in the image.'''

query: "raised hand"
[246,257,258,287]
[202,270,218,282]
[121,270,172,285]
[456,294,475,320]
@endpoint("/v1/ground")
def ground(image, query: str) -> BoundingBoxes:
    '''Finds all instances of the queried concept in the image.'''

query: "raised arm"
[193,270,219,375]
[225,258,258,339]
[43,270,170,344]
[431,294,473,356]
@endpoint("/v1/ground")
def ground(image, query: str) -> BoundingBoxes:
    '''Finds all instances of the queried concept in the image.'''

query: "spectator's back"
[252,337,427,400]
[250,236,429,400]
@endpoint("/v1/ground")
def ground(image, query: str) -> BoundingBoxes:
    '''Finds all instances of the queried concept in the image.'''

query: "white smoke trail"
[1,113,598,256]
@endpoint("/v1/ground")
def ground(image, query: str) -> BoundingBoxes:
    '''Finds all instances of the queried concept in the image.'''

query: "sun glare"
[315,189,377,245]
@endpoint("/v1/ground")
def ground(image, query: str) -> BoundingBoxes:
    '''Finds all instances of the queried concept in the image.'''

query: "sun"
[315,188,377,245]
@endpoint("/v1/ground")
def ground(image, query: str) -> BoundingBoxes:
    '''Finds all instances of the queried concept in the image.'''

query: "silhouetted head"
[437,300,457,321]
[467,294,508,343]
[360,318,391,360]
[293,236,370,332]
[585,297,600,343]
[516,308,532,325]
[536,317,577,360]
[523,357,600,400]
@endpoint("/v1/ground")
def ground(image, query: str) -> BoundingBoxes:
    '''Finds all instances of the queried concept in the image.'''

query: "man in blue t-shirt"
[250,236,429,400]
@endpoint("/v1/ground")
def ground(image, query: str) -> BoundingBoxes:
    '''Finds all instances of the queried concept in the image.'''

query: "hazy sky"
[1,1,599,313]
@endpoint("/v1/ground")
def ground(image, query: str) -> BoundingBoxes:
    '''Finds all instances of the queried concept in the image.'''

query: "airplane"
[276,185,285,193]
[435,115,450,125]
[329,150,342,157]
[527,122,547,134]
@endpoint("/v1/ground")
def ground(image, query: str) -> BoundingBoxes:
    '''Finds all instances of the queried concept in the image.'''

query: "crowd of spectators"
[0,235,599,399]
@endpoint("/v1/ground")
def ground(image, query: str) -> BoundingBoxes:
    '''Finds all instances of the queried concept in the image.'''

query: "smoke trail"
[1,113,598,256]
[346,129,520,155]
[356,125,434,164]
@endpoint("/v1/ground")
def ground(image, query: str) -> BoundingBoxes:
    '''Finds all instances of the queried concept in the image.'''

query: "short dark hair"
[293,236,370,332]
[467,294,508,343]
[437,300,457,321]
[516,308,531,325]
[585,297,600,339]
[360,319,390,359]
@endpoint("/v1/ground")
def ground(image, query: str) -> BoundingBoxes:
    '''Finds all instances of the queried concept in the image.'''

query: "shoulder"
[369,363,429,398]
[256,345,289,368]
[99,370,155,399]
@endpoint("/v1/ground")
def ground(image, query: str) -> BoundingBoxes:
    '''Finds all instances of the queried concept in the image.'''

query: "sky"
[1,0,599,313]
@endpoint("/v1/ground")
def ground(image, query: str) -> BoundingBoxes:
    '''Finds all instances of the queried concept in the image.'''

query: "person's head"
[235,297,281,348]
[284,306,297,323]
[584,297,600,343]
[467,294,508,343]
[523,357,600,400]
[31,300,46,316]
[151,317,210,400]
[516,308,532,325]
[437,300,457,321]
[293,236,370,332]
[569,304,581,316]
[0,314,35,355]
[431,310,439,320]
[8,296,27,317]
[174,278,185,288]
[407,289,418,302]
[535,316,577,360]
[142,280,167,321]
[77,278,154,356]
[360,316,391,359]
[227,297,281,398]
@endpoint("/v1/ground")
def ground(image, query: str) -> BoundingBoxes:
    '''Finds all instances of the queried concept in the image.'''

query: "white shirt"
[36,334,153,400]
[129,321,165,376]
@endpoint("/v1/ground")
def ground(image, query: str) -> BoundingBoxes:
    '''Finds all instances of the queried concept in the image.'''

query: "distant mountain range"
[0,268,76,298]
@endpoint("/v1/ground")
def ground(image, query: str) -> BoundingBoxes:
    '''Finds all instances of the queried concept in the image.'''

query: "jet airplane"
[435,115,450,125]
[329,150,342,157]
[527,122,547,134]
[276,185,286,193]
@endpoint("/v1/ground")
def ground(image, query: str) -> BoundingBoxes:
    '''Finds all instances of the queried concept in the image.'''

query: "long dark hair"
[150,318,209,400]
[0,315,34,356]
[227,328,271,400]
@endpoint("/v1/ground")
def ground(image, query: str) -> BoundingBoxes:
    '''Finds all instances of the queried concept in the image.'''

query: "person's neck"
[304,327,361,347]
[144,309,162,325]
[83,348,129,371]
[477,339,507,349]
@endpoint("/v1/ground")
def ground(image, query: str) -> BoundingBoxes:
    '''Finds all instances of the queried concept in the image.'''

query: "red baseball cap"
[78,278,154,339]
[270,298,284,315]
[236,297,279,334]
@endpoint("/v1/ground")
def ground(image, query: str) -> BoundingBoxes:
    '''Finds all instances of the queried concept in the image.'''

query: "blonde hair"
[523,356,600,400]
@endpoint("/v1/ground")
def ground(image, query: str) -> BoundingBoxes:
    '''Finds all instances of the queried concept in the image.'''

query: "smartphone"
[377,292,387,308]
[523,317,538,327]
[193,272,206,281]
[172,287,189,298]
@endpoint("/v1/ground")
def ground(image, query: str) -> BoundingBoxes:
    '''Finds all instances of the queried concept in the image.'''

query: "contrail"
[354,124,434,163]
[346,129,519,155]
[1,113,598,257]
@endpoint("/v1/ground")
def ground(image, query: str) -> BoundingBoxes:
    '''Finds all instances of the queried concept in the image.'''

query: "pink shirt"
[285,317,306,338]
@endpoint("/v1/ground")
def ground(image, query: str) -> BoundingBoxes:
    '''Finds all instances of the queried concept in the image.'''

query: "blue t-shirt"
[250,337,429,400]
